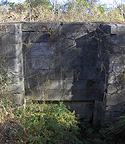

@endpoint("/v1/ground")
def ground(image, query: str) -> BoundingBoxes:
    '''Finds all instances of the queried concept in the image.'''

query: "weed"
[17,102,83,144]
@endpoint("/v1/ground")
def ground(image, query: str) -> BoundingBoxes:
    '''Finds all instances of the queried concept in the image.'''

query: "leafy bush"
[14,102,83,144]
[0,95,125,144]
[0,98,83,144]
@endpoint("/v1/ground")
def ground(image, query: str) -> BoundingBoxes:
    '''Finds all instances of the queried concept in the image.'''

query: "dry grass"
[0,4,124,24]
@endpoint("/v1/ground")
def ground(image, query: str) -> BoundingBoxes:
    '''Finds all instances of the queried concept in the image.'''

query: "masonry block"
[0,23,24,105]
[1,22,125,124]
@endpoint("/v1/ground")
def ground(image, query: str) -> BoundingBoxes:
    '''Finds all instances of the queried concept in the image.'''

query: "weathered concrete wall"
[103,24,125,122]
[0,23,24,105]
[22,22,125,124]
[0,22,124,125]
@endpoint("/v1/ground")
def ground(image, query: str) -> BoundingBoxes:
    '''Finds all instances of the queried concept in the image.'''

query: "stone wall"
[103,24,125,122]
[0,22,124,125]
[0,23,24,105]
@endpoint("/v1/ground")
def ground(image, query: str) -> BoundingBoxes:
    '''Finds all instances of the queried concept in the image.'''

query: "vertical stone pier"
[104,24,125,122]
[0,23,24,105]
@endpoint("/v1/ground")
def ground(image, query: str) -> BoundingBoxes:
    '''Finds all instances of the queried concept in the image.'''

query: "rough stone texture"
[0,23,24,105]
[0,22,124,124]
[22,22,125,124]
[104,24,125,122]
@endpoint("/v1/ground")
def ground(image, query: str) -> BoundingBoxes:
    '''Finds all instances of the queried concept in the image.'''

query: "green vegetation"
[0,0,124,23]
[0,95,125,144]
[17,102,83,144]
[96,115,125,144]
[0,97,83,143]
